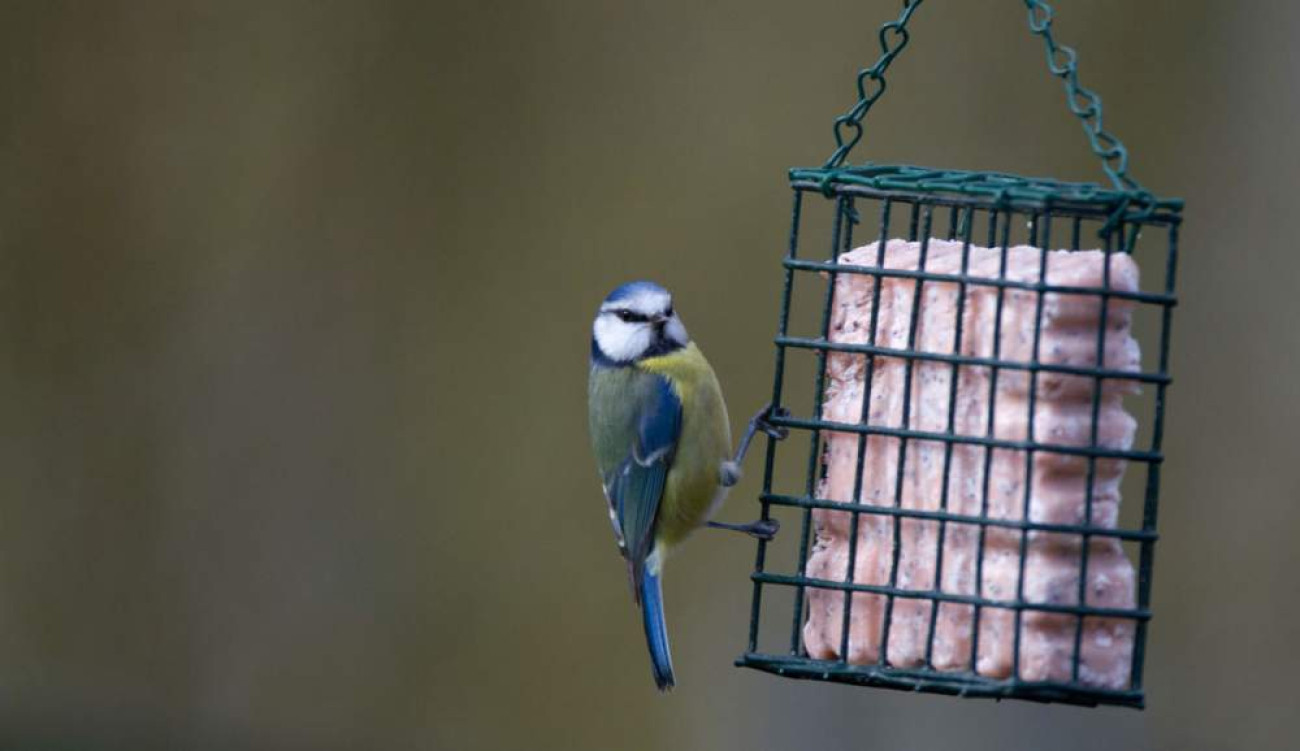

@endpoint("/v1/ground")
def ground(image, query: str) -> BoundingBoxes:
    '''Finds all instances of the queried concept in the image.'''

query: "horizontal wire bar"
[770,415,1162,463]
[751,572,1152,620]
[789,178,1182,227]
[738,653,1132,694]
[792,167,1185,211]
[789,164,1185,211]
[735,653,1143,708]
[760,492,1158,540]
[776,335,1170,385]
[785,258,1176,307]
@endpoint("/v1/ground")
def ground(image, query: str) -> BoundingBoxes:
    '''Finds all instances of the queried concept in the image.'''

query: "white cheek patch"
[594,316,652,362]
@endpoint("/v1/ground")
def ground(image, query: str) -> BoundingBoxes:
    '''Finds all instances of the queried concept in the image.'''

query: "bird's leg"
[706,518,780,541]
[712,404,789,541]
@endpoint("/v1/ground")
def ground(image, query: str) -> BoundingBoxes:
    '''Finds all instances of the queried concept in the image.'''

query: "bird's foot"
[754,405,790,441]
[731,404,791,470]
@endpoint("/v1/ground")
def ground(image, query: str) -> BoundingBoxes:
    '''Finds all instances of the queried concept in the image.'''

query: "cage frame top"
[792,164,1184,227]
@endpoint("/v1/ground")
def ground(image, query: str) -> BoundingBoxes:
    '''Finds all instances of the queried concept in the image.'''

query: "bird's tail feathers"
[639,567,675,691]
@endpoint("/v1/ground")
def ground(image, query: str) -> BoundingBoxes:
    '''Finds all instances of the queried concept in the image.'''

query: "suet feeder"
[736,0,1181,708]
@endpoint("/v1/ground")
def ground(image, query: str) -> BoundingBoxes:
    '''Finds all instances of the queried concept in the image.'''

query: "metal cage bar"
[737,166,1181,709]
[838,195,888,665]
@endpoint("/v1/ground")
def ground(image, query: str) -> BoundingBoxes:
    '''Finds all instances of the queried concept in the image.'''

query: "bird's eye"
[616,310,635,322]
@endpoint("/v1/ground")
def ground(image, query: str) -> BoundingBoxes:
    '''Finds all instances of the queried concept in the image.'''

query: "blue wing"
[605,374,681,599]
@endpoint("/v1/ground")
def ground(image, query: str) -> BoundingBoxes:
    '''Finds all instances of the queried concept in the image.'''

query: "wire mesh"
[737,164,1181,709]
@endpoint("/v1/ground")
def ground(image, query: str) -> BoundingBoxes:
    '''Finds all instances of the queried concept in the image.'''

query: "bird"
[588,280,783,691]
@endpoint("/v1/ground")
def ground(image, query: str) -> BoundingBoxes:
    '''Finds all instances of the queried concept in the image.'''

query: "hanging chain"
[823,0,924,171]
[824,0,1155,228]
[1022,0,1151,204]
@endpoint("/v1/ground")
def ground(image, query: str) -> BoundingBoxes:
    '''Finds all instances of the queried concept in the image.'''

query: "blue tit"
[588,280,781,691]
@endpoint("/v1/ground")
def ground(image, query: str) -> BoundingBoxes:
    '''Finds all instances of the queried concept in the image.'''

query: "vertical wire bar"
[789,191,848,655]
[837,196,891,663]
[1010,212,1049,681]
[969,209,1012,675]
[923,205,975,668]
[1124,220,1143,256]
[1070,220,1117,682]
[877,202,931,667]
[747,189,804,654]
[1131,219,1178,690]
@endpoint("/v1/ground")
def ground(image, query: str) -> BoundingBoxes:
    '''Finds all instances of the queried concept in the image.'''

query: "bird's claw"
[730,404,791,472]
[756,405,790,440]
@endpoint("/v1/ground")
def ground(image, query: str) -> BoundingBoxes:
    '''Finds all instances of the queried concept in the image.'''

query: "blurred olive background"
[0,1,1296,749]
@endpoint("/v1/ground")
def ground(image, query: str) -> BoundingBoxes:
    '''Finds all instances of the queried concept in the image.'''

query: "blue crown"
[603,280,668,305]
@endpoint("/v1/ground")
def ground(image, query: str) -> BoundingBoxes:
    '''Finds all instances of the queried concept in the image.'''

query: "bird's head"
[591,281,689,365]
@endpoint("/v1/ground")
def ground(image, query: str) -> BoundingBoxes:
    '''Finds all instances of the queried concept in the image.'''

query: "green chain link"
[1021,0,1154,225]
[823,0,924,171]
[825,0,1154,225]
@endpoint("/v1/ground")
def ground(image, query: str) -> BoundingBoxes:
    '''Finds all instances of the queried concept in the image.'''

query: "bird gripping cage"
[736,0,1182,709]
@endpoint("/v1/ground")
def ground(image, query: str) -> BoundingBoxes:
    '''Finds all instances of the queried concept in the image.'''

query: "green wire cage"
[736,0,1181,709]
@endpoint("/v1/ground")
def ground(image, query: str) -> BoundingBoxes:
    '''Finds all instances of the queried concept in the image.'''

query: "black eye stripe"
[614,309,650,323]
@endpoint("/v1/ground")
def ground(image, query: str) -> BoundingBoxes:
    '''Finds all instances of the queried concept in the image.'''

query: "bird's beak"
[650,314,669,326]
